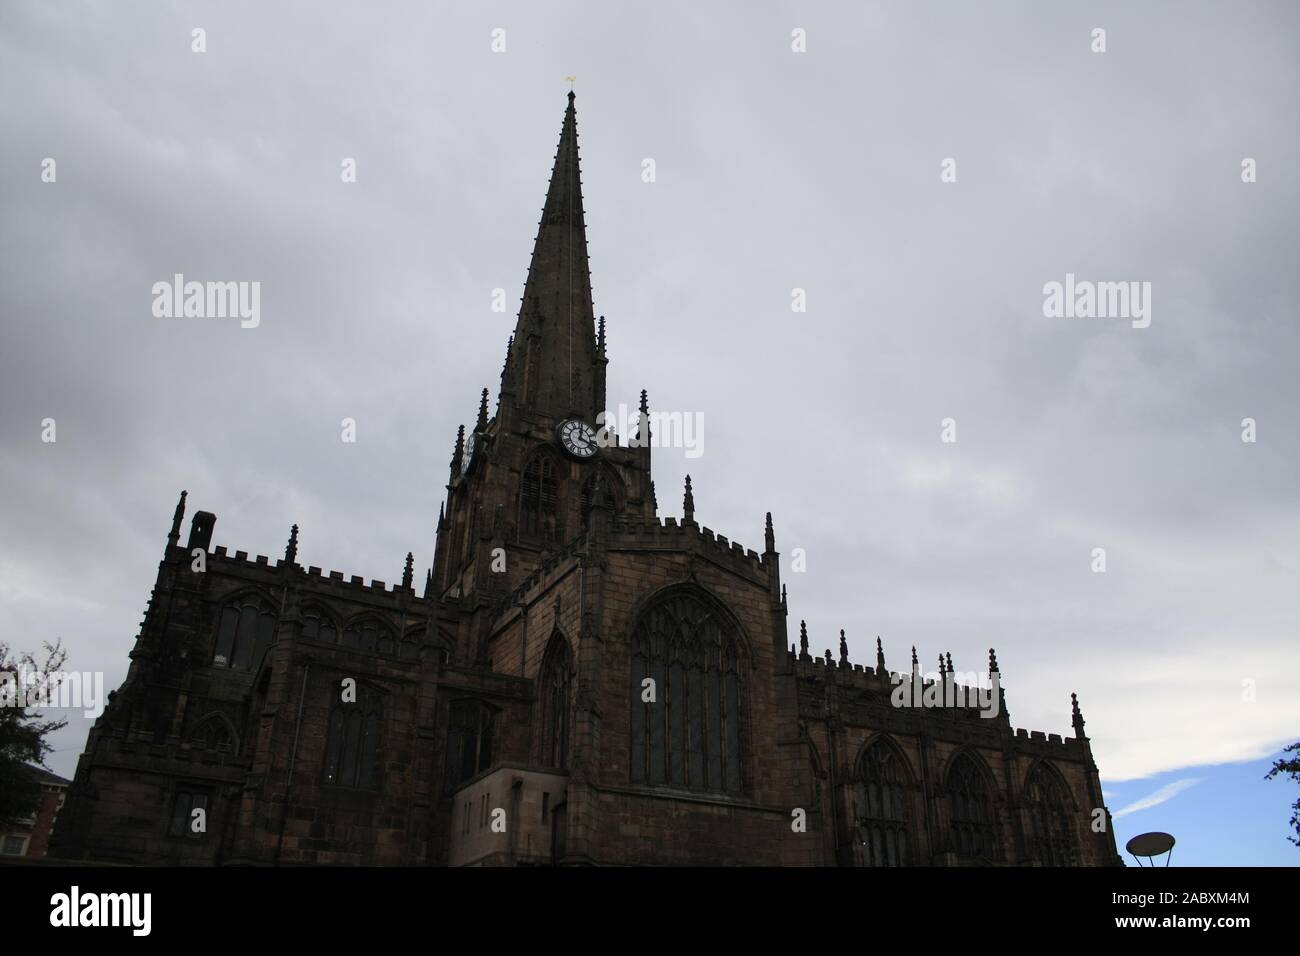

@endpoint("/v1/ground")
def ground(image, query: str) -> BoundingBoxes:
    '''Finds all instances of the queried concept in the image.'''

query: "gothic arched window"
[188,713,237,754]
[399,627,421,661]
[947,752,999,860]
[212,596,275,671]
[323,685,382,789]
[1025,764,1075,866]
[630,590,743,794]
[539,634,573,769]
[445,700,496,792]
[520,453,559,539]
[300,606,337,644]
[342,618,397,656]
[852,738,911,866]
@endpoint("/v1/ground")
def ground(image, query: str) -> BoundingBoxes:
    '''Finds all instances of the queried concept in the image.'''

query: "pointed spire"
[781,583,788,610]
[650,479,658,510]
[402,552,414,590]
[637,388,651,445]
[876,636,886,672]
[597,315,606,353]
[946,651,954,673]
[451,424,465,473]
[911,645,918,673]
[988,647,999,675]
[839,629,848,664]
[168,489,188,544]
[764,512,775,553]
[1071,692,1086,736]
[799,620,809,660]
[511,91,600,422]
[938,653,946,676]
[284,524,299,564]
[682,474,695,523]
[476,388,489,431]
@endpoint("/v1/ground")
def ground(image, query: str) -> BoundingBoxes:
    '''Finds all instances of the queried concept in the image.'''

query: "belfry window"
[629,590,744,794]
[520,454,558,539]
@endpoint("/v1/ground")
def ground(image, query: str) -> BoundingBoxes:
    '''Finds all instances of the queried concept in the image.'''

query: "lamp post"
[1125,831,1176,867]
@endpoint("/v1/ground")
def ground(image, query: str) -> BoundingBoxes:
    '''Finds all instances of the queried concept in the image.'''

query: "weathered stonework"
[51,93,1120,867]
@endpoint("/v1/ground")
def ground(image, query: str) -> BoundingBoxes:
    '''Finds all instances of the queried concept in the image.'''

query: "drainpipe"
[274,659,310,865]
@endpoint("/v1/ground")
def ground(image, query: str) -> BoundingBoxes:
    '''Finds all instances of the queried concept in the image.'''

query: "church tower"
[432,92,655,654]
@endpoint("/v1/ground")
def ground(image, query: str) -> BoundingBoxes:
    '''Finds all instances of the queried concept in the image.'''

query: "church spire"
[509,91,600,424]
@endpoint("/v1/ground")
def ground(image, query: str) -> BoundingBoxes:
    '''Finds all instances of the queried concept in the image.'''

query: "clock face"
[557,418,598,459]
[461,432,477,474]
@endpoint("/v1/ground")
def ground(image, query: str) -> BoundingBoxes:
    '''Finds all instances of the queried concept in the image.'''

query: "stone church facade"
[51,93,1121,867]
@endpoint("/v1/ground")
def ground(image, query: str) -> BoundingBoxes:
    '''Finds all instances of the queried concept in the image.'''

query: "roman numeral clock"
[556,418,598,460]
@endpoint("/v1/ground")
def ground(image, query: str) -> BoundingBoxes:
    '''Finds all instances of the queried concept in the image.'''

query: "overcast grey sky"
[1,1,1297,792]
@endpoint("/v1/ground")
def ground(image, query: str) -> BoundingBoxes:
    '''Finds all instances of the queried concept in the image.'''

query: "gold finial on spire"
[565,75,577,89]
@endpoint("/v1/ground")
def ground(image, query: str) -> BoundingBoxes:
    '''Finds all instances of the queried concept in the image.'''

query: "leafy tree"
[0,639,68,827]
[1265,741,1300,849]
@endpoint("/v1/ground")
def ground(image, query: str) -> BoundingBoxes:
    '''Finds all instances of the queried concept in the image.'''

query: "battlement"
[792,649,1083,749]
[791,650,901,693]
[608,515,767,576]
[201,544,420,598]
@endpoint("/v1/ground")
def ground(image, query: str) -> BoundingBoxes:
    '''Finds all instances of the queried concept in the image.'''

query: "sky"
[1,1,1297,865]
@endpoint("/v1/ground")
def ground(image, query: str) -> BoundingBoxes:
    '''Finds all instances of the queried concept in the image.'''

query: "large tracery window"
[630,590,743,794]
[212,597,275,671]
[947,752,999,860]
[539,634,573,770]
[852,739,911,866]
[1025,764,1076,866]
[323,685,382,789]
[520,454,559,539]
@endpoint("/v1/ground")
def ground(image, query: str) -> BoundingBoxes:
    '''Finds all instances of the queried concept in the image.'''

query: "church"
[51,92,1121,867]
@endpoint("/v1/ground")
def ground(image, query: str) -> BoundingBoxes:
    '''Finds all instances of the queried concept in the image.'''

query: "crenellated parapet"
[607,515,769,582]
